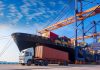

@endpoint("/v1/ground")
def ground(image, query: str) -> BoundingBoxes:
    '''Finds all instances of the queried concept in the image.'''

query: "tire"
[59,61,68,66]
[39,62,43,66]
[63,61,68,66]
[38,60,44,66]
[34,60,39,66]
[34,60,48,66]
[21,63,25,66]
[44,60,48,66]
[27,60,32,66]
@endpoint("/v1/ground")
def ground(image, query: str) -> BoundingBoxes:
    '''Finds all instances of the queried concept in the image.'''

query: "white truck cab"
[19,48,34,65]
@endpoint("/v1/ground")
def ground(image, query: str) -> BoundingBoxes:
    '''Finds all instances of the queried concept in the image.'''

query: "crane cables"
[58,1,100,36]
[52,2,74,24]
[57,1,100,39]
[43,0,74,28]
[0,38,12,57]
[0,35,11,39]
[84,0,100,6]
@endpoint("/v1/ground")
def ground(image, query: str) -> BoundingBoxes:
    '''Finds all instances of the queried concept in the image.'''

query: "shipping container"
[41,32,58,39]
[34,45,69,66]
[50,32,58,39]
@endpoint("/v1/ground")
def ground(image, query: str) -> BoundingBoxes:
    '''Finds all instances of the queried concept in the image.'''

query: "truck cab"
[19,48,34,66]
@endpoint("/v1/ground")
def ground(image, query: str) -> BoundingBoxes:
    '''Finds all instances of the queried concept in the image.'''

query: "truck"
[19,45,69,66]
[19,47,34,65]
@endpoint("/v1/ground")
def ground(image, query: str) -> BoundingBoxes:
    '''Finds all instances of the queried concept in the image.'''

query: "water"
[0,61,18,64]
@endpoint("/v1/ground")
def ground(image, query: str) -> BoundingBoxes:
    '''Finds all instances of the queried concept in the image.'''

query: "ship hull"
[12,33,75,63]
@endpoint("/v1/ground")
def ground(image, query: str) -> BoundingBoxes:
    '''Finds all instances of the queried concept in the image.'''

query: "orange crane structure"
[71,32,100,41]
[38,5,100,34]
[38,5,100,41]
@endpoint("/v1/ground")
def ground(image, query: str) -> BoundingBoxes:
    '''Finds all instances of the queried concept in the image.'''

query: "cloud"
[42,14,50,18]
[28,0,45,7]
[0,1,5,16]
[20,4,29,15]
[20,1,35,24]
[0,24,10,29]
[38,7,46,13]
[49,1,56,6]
[32,12,43,17]
[37,1,45,7]
[47,10,57,16]
[58,1,64,5]
[19,0,70,25]
[58,0,70,8]
[26,12,43,20]
[30,12,43,17]
[20,1,47,20]
[0,12,3,16]
[21,0,46,14]
[23,0,31,7]
[7,4,23,25]
[0,1,5,10]
[29,1,37,6]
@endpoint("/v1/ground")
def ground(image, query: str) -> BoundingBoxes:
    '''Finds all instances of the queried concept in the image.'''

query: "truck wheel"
[63,61,68,66]
[21,63,25,66]
[34,60,39,66]
[27,60,32,66]
[44,60,48,66]
[39,62,43,66]
[38,60,44,66]
[34,63,38,66]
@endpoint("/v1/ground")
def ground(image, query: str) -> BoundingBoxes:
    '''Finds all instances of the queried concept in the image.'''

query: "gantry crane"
[38,5,100,34]
[71,32,100,41]
[38,5,100,41]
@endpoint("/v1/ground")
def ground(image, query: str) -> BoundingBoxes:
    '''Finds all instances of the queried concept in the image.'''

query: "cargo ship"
[12,32,75,63]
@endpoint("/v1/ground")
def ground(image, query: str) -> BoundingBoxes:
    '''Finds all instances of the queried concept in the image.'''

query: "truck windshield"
[25,52,29,56]
[20,51,25,56]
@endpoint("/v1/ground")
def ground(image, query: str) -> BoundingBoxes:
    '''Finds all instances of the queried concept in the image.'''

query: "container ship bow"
[11,32,75,63]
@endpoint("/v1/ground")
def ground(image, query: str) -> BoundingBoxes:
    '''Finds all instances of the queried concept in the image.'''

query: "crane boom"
[38,5,100,34]
[71,32,100,41]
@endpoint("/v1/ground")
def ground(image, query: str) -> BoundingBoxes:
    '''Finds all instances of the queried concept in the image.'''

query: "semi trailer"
[19,45,69,66]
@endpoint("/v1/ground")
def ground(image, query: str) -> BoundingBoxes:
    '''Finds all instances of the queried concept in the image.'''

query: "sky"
[0,0,100,62]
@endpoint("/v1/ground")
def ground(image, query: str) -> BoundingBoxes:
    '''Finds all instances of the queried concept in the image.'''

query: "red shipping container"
[50,32,58,39]
[35,45,69,61]
[41,32,58,40]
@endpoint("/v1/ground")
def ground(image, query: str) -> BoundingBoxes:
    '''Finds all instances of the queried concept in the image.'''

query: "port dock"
[0,64,100,70]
